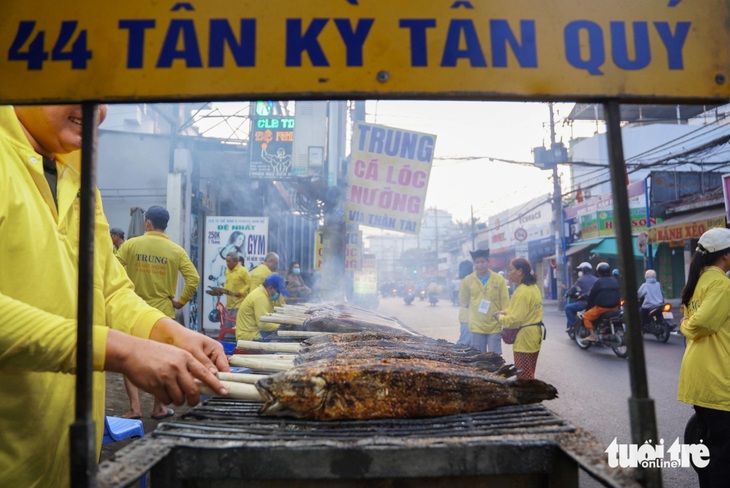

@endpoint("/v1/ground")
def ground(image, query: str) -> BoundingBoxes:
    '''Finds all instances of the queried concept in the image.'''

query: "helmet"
[644,269,656,279]
[577,262,592,271]
[612,269,620,277]
[596,262,611,276]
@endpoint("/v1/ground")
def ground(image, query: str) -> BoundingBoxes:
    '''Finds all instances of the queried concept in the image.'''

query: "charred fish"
[255,358,557,421]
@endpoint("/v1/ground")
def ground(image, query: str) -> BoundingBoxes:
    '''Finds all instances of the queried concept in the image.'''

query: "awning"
[648,207,726,244]
[566,236,646,258]
[590,236,645,259]
[565,238,603,256]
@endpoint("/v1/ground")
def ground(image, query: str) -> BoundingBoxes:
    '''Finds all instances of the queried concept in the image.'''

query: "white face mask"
[578,271,584,277]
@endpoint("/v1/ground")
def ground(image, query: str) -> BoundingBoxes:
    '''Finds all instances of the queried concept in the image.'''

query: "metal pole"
[549,103,565,304]
[644,176,654,269]
[603,100,661,488]
[70,103,99,487]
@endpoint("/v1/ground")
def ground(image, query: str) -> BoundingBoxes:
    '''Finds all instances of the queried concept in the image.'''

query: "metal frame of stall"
[2,2,730,487]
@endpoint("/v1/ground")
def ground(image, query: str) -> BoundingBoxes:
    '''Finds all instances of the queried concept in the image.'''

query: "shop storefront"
[647,206,726,298]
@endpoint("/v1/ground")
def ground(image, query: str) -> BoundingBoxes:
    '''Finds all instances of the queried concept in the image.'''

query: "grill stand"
[98,403,639,488]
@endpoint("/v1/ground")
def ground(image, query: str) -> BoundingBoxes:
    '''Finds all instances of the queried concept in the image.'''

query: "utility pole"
[470,205,476,250]
[549,103,565,304]
[434,207,439,278]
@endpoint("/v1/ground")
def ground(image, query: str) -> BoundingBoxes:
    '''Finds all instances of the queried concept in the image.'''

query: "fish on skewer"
[265,303,422,336]
[302,331,483,353]
[295,341,509,373]
[255,357,557,421]
[236,334,516,376]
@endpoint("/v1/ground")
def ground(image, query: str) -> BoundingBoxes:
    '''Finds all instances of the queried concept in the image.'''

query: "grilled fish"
[255,358,557,420]
[303,331,474,352]
[294,315,417,336]
[295,341,509,373]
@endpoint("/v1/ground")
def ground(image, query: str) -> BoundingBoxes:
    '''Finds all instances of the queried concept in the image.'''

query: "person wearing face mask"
[235,273,289,341]
[286,261,312,302]
[564,262,597,331]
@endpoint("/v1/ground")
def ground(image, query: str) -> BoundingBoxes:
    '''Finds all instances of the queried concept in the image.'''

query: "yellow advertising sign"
[313,230,324,271]
[345,230,363,271]
[346,122,435,235]
[648,215,726,243]
[313,228,362,270]
[0,0,729,103]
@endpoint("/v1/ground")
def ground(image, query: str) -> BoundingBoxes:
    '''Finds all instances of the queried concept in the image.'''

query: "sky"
[194,100,599,225]
[364,100,596,224]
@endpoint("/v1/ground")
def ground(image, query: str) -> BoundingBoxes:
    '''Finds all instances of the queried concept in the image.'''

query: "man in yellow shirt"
[236,274,288,341]
[223,252,251,311]
[110,227,125,258]
[117,205,201,420]
[0,104,228,487]
[250,251,280,288]
[459,249,510,354]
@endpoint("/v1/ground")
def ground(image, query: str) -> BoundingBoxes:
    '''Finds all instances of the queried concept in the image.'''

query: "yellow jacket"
[0,106,166,487]
[250,263,273,289]
[497,283,544,353]
[225,264,251,309]
[459,270,510,334]
[678,266,730,411]
[235,285,285,341]
[117,231,200,318]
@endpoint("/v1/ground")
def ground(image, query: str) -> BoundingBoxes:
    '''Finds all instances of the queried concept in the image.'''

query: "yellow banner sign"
[346,122,435,235]
[0,0,729,103]
[648,216,727,243]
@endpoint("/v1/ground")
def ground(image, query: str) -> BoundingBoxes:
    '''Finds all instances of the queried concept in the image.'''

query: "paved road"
[377,295,696,487]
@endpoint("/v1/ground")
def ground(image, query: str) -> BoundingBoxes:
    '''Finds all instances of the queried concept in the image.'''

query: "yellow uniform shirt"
[678,266,730,411]
[459,270,510,335]
[497,283,544,353]
[225,263,251,309]
[250,263,273,289]
[117,231,200,318]
[0,106,166,487]
[235,285,285,341]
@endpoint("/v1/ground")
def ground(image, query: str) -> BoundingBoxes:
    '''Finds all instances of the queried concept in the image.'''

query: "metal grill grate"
[150,399,574,445]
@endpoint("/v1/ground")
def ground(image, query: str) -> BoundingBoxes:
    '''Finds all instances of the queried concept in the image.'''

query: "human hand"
[171,299,183,309]
[105,329,228,406]
[150,318,231,374]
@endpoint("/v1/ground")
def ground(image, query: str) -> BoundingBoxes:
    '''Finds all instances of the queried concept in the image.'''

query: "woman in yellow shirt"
[494,257,544,379]
[678,227,730,487]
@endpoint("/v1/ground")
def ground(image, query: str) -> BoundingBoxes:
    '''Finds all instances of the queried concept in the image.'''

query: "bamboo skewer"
[259,314,305,326]
[229,356,294,371]
[217,372,271,384]
[197,380,265,401]
[236,340,301,353]
[229,354,297,361]
[276,330,329,338]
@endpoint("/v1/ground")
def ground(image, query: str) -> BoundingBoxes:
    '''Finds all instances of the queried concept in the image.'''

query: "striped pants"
[514,351,540,379]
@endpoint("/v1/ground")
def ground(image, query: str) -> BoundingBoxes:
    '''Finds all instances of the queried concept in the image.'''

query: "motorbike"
[640,301,675,343]
[572,309,629,358]
[403,288,416,305]
[419,289,427,301]
[428,292,439,306]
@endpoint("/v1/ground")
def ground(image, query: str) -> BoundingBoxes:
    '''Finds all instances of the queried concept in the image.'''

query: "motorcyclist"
[582,262,621,342]
[638,269,665,326]
[564,262,597,331]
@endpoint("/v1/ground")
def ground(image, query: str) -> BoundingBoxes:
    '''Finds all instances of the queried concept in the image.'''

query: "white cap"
[577,262,592,270]
[698,227,730,253]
